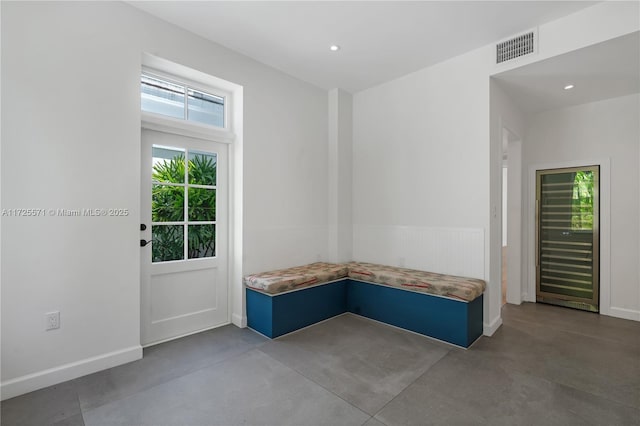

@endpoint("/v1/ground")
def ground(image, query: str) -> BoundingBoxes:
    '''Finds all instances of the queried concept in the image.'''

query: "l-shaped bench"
[244,262,485,348]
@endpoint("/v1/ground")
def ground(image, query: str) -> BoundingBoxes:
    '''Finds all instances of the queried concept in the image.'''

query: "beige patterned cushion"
[244,261,486,302]
[347,262,485,302]
[244,262,348,295]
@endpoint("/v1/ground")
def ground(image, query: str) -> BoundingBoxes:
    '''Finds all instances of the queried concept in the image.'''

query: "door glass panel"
[188,151,217,186]
[152,225,184,262]
[537,167,598,312]
[151,144,218,263]
[188,224,216,259]
[152,184,184,222]
[188,188,216,221]
[152,146,185,183]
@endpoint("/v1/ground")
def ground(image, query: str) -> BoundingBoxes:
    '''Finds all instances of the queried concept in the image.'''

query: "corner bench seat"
[245,262,485,347]
[346,262,485,302]
[244,262,348,295]
[245,261,486,302]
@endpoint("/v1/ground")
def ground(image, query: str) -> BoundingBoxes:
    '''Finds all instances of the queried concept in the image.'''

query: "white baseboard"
[1,345,142,401]
[232,313,247,328]
[483,316,503,336]
[607,306,640,322]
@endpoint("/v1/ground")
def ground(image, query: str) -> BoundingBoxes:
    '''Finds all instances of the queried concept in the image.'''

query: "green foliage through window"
[152,152,217,262]
[571,171,594,230]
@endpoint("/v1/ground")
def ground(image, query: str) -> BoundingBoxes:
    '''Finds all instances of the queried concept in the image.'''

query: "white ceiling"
[130,1,596,93]
[494,31,640,114]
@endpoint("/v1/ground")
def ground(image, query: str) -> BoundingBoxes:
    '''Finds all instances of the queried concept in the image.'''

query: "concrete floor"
[2,303,639,425]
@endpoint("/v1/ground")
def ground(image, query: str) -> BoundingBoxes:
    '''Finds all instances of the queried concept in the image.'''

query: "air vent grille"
[496,32,535,64]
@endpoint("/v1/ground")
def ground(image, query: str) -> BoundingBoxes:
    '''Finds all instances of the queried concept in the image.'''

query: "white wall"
[353,1,638,337]
[523,94,640,320]
[328,89,353,263]
[1,1,328,398]
[353,45,495,329]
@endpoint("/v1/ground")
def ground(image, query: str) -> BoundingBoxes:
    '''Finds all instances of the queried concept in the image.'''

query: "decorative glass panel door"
[141,129,228,345]
[536,166,599,312]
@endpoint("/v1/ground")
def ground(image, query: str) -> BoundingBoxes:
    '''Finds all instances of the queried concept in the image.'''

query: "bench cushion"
[244,262,348,295]
[347,262,485,302]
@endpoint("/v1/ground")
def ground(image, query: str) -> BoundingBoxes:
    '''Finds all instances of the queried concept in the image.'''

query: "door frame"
[141,54,245,337]
[527,158,610,316]
[503,130,523,306]
[140,121,232,346]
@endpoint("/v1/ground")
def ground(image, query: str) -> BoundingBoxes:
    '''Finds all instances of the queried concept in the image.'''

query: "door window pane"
[152,225,184,262]
[188,224,216,259]
[141,74,185,119]
[188,188,215,221]
[152,146,185,183]
[187,89,224,127]
[150,144,219,263]
[152,184,184,222]
[188,151,217,186]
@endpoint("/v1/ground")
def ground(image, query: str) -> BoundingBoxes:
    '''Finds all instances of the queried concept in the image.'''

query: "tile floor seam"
[77,343,263,414]
[74,387,85,426]
[7,305,639,426]
[359,416,377,426]
[255,346,373,417]
[505,316,640,349]
[369,348,454,421]
[485,350,640,413]
[531,371,640,412]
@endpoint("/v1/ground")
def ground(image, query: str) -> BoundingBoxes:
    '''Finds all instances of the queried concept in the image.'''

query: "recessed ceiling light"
[330,45,340,52]
[564,84,575,90]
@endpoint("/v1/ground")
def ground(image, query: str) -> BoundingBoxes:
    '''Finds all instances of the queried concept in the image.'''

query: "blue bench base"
[246,278,483,347]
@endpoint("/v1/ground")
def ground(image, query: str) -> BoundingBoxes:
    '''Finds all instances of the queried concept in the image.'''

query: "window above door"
[141,71,226,129]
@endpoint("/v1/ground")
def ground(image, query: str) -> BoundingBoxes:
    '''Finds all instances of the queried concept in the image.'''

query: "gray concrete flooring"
[2,303,639,425]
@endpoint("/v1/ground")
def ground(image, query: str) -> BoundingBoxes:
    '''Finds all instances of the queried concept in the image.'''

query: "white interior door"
[141,128,228,346]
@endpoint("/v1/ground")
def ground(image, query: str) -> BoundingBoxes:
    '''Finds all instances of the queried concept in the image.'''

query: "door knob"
[140,224,147,231]
[140,239,153,247]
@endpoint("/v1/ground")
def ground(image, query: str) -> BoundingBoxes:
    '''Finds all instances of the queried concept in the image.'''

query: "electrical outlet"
[45,311,60,331]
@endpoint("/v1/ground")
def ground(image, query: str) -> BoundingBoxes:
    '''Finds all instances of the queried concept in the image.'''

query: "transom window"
[141,72,225,128]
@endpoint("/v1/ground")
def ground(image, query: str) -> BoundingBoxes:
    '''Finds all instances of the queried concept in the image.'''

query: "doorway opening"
[502,128,523,307]
[139,54,244,346]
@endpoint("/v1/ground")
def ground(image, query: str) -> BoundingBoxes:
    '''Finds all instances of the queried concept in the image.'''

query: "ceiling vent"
[496,31,535,64]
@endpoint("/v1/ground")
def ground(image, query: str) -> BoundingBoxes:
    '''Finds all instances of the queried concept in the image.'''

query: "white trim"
[142,322,230,348]
[527,158,611,314]
[0,345,142,401]
[608,307,640,322]
[506,138,523,305]
[142,112,234,144]
[232,313,247,328]
[227,85,244,336]
[483,315,503,336]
